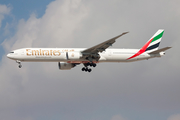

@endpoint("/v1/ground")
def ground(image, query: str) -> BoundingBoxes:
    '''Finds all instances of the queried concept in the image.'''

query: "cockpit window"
[10,52,14,53]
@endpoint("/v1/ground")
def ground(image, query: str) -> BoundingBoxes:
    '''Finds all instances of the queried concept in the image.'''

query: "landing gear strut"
[16,60,22,68]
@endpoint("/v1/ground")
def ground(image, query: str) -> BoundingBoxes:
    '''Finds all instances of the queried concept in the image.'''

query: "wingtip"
[168,46,172,49]
[120,32,129,36]
[123,31,129,34]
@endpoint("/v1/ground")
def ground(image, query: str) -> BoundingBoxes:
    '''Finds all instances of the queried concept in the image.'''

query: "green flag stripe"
[151,31,164,43]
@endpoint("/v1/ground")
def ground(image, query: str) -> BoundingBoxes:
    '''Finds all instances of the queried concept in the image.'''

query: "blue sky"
[0,0,54,59]
[1,0,54,19]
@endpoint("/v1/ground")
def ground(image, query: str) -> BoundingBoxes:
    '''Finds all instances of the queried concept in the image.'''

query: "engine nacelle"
[67,52,82,60]
[58,62,75,70]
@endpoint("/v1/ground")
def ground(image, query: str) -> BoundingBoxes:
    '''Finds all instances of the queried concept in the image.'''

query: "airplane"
[7,29,171,72]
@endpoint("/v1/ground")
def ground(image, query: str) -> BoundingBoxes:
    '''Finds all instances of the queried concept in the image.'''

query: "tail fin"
[145,29,164,53]
[127,29,164,60]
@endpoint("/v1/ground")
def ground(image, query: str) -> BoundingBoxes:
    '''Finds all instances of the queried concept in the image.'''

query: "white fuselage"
[7,48,161,63]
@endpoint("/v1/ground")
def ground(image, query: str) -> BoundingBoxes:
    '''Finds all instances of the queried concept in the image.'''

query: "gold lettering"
[40,49,42,55]
[44,50,49,56]
[26,49,31,56]
[57,50,61,56]
[53,50,61,56]
[53,50,56,56]
[26,49,62,56]
[50,50,52,56]
[32,50,39,55]
[41,50,45,55]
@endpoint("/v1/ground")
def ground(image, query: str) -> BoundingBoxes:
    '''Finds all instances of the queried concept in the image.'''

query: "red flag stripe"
[127,38,153,60]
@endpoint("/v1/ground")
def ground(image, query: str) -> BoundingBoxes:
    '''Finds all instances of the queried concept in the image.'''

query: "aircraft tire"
[93,64,96,67]
[82,67,87,71]
[88,68,92,72]
[19,65,22,68]
[89,63,92,67]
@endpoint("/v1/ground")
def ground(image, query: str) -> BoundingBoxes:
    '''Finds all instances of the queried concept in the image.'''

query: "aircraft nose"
[7,54,11,58]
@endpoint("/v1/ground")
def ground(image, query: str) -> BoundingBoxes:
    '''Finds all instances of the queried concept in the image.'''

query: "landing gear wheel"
[82,67,85,71]
[88,68,92,72]
[85,68,88,72]
[16,60,22,68]
[92,63,96,67]
[82,63,95,72]
[18,65,22,68]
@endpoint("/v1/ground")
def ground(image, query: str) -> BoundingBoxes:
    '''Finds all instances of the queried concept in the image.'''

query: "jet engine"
[58,62,75,70]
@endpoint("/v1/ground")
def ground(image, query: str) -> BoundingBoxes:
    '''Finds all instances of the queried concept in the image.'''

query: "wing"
[81,32,128,62]
[82,32,128,54]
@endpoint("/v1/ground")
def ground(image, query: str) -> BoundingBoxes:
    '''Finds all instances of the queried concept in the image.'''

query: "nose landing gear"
[18,64,22,68]
[16,60,22,68]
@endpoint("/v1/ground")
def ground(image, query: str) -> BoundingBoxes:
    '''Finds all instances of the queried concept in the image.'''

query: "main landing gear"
[82,63,96,72]
[82,67,92,72]
[16,60,22,68]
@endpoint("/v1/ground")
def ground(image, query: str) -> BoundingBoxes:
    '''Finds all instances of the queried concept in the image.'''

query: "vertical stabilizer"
[127,29,164,60]
[145,29,164,53]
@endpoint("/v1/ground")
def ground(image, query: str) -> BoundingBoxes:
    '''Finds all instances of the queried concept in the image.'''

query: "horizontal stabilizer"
[149,47,171,54]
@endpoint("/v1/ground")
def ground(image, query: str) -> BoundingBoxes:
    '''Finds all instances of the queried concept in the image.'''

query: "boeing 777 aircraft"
[7,29,171,72]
